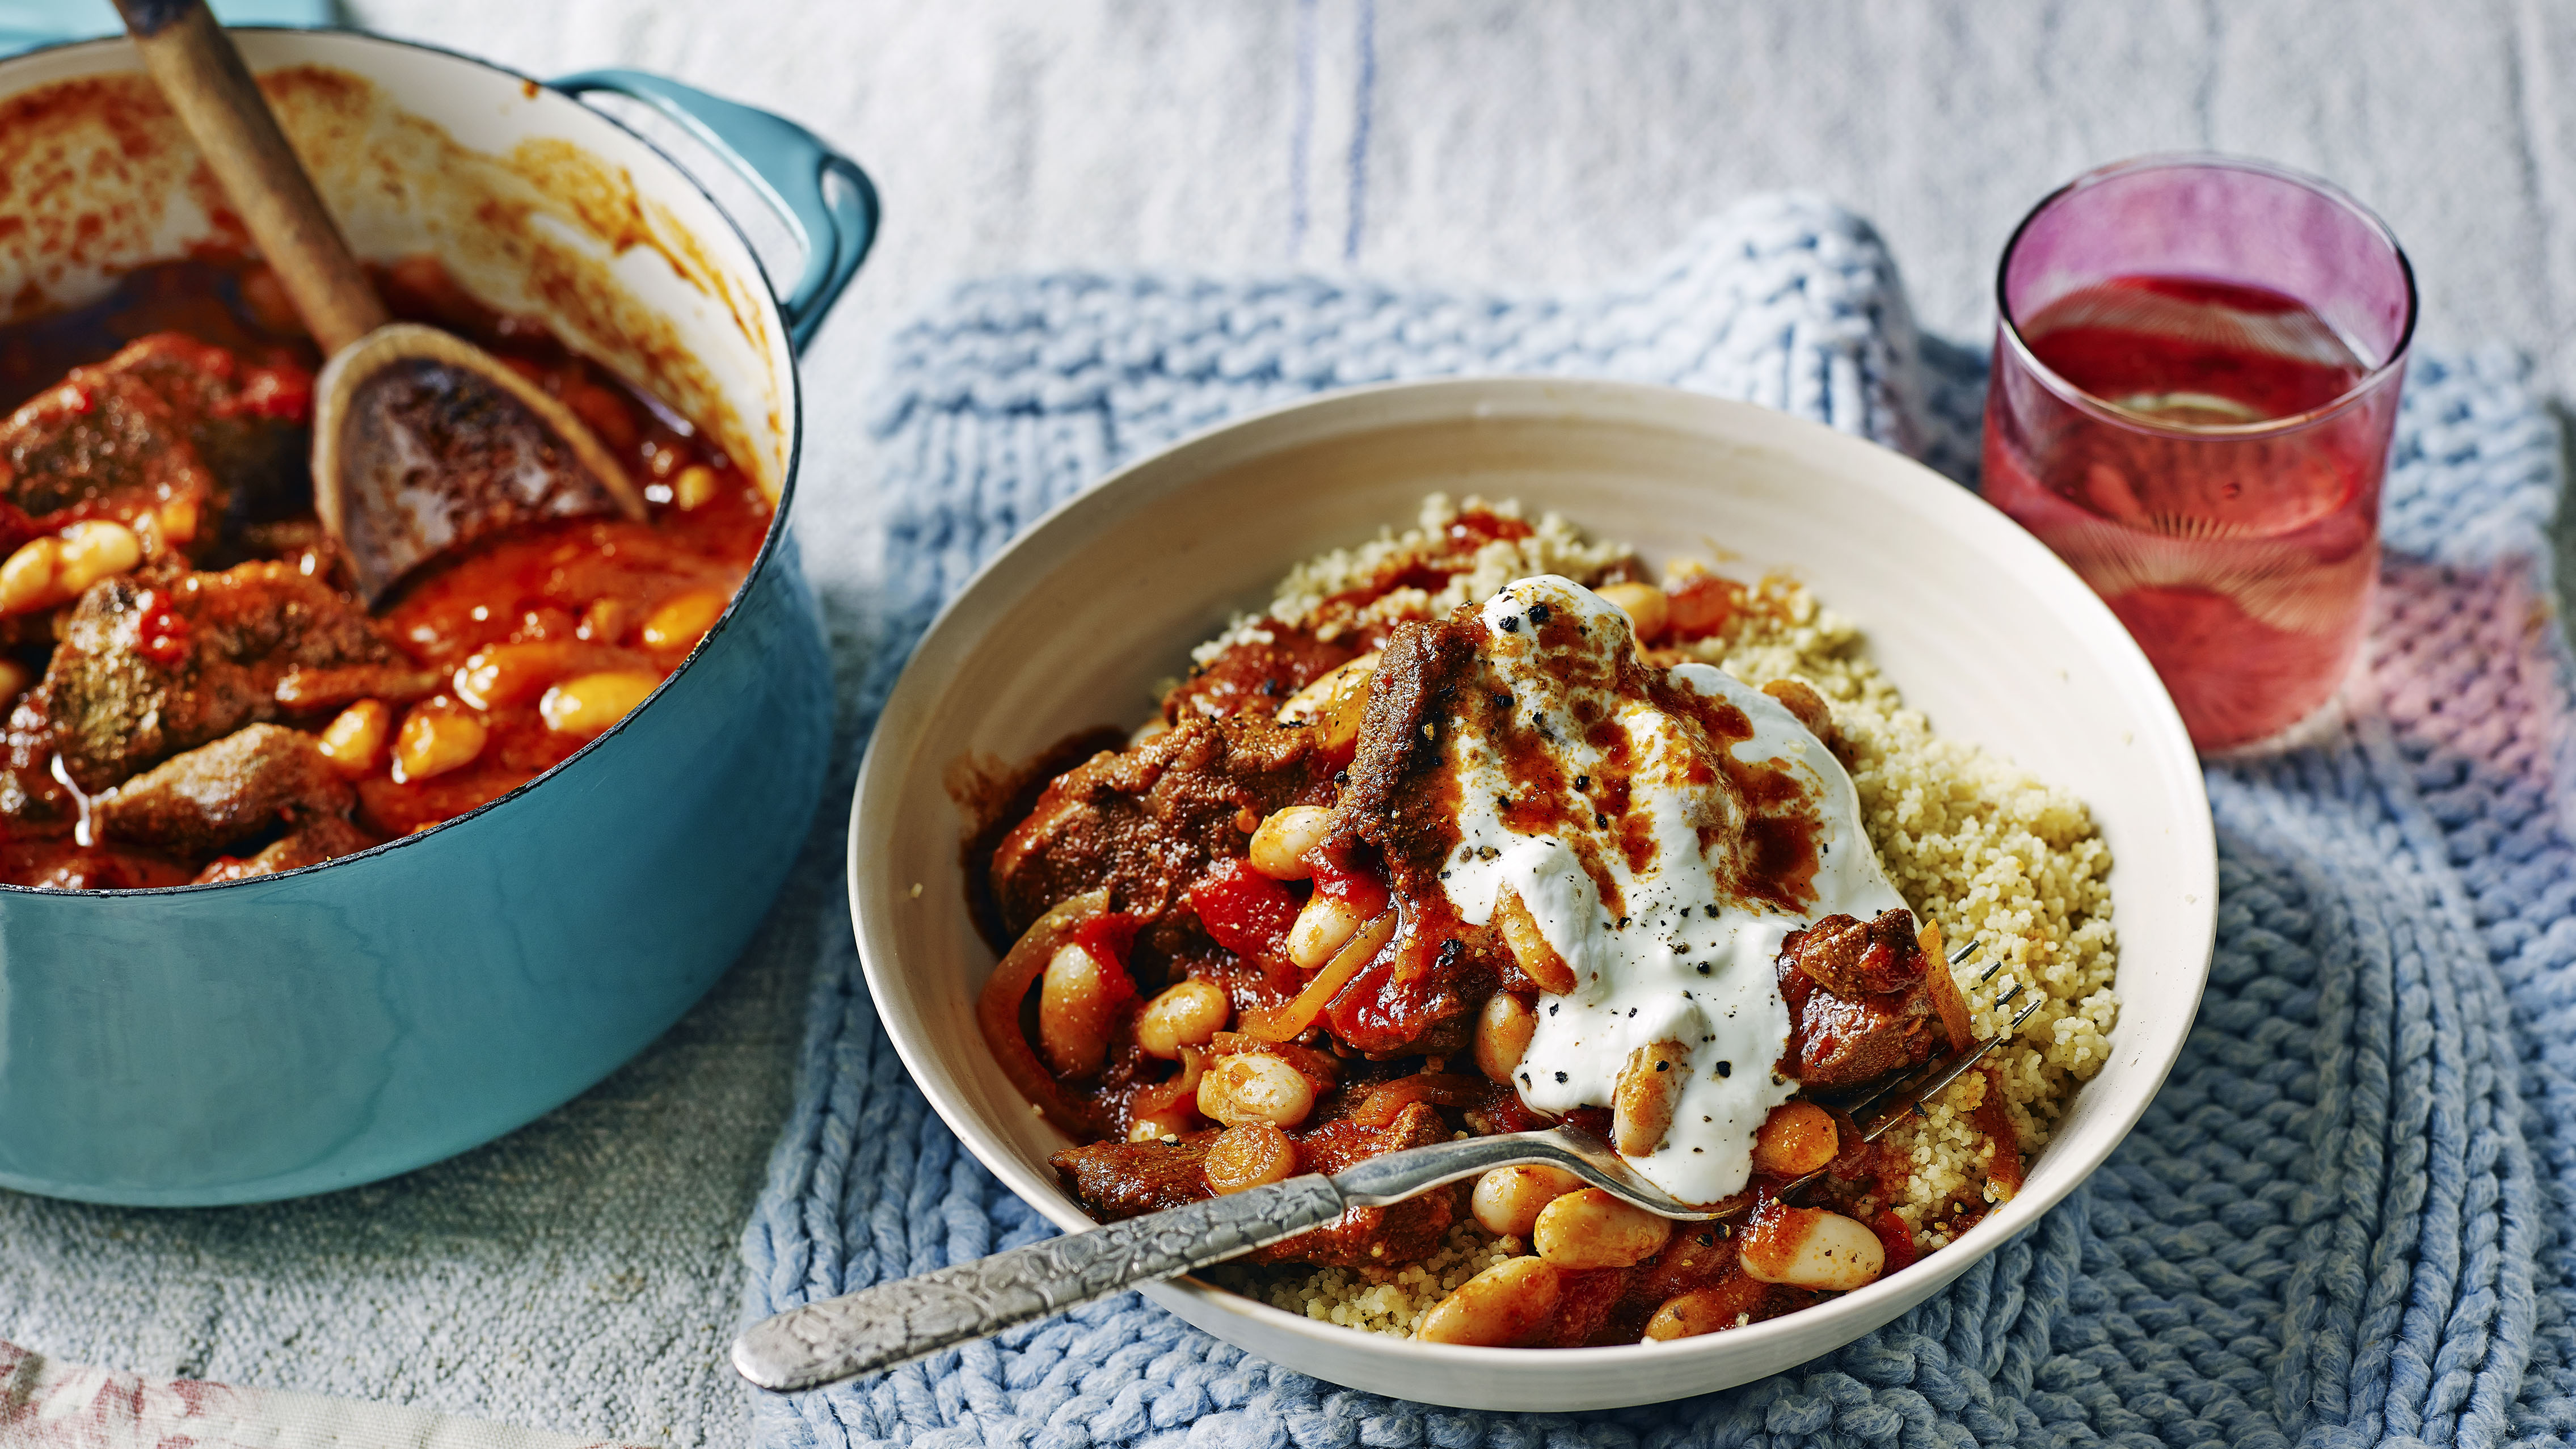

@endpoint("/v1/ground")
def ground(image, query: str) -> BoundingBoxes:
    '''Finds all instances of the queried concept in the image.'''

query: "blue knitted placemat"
[743,195,2576,1449]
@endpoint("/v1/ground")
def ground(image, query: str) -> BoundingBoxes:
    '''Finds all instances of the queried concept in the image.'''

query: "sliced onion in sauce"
[1126,1044,1207,1123]
[1918,920,1975,1052]
[1350,1071,1486,1128]
[1238,906,1396,1041]
[976,888,1111,1135]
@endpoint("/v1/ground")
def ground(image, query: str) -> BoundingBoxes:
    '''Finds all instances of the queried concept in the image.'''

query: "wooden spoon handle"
[112,0,388,353]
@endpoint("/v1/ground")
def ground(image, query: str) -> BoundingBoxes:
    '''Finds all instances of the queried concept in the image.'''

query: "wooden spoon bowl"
[313,324,643,603]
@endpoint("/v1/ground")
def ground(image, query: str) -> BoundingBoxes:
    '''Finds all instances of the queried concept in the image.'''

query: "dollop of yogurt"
[1436,575,1905,1203]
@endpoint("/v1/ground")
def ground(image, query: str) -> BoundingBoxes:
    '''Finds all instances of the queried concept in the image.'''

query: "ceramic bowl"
[850,378,2216,1409]
[0,31,875,1204]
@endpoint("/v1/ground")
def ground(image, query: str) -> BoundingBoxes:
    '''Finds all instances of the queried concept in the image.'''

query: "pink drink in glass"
[1981,156,2416,751]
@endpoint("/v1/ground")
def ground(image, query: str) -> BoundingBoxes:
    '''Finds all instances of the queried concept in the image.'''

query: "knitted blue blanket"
[742,196,2575,1449]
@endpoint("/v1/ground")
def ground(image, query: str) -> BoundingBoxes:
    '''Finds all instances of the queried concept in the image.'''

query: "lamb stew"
[0,256,770,888]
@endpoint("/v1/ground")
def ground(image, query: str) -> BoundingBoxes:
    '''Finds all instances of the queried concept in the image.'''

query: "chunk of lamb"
[194,814,375,883]
[1048,1100,1455,1269]
[0,332,309,543]
[1776,909,1951,1088]
[1310,614,1509,1054]
[45,561,424,793]
[1250,1101,1456,1268]
[91,723,353,857]
[986,715,1329,936]
[0,692,68,826]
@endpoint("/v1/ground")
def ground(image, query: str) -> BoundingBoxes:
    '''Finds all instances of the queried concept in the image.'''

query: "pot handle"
[550,70,879,355]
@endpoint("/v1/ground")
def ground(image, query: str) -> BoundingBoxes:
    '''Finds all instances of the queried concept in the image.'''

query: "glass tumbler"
[1981,155,2417,752]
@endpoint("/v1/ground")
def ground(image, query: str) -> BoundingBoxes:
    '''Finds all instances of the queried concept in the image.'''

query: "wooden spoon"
[110,0,646,606]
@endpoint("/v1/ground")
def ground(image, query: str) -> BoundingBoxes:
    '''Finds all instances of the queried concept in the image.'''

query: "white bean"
[1492,886,1575,994]
[1593,581,1669,643]
[1135,978,1230,1059]
[53,520,141,595]
[1287,892,1371,971]
[577,597,631,643]
[638,587,729,652]
[1470,1163,1581,1238]
[1750,1100,1840,1178]
[0,538,54,614]
[672,463,719,510]
[1275,652,1379,751]
[1415,1257,1561,1347]
[1532,1187,1673,1270]
[1128,1111,1188,1142]
[538,669,659,736]
[1249,805,1334,879]
[391,707,486,783]
[1612,1040,1688,1156]
[1642,1285,1757,1341]
[1739,1204,1885,1291]
[316,699,393,777]
[1474,992,1537,1084]
[1036,941,1128,1078]
[1195,1052,1317,1128]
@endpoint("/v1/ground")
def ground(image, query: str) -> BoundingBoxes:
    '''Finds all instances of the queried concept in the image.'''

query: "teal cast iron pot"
[0,30,875,1204]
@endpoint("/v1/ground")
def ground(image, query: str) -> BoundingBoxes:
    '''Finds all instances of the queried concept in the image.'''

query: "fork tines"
[1778,947,2040,1204]
[1844,996,2042,1141]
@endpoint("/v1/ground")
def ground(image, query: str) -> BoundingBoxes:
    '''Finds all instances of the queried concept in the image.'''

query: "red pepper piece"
[1186,858,1298,963]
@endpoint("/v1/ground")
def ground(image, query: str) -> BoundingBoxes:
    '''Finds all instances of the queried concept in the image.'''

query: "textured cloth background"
[339,0,2576,436]
[0,1340,643,1449]
[741,195,2576,1449]
[7,5,2576,1447]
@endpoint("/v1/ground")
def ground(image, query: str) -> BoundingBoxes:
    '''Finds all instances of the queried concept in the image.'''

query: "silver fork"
[731,943,2040,1393]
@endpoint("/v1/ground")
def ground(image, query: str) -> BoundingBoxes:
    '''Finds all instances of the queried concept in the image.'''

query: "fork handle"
[733,1130,1637,1393]
[732,1175,1346,1392]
